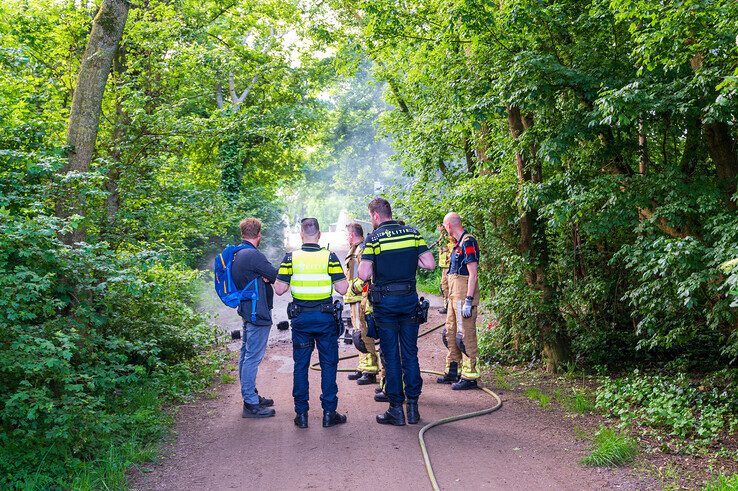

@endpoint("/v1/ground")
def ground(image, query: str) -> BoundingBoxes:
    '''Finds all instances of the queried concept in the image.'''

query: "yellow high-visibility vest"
[290,249,333,301]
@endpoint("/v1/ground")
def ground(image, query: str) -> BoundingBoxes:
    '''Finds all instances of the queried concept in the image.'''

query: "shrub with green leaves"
[0,215,220,487]
[595,371,738,451]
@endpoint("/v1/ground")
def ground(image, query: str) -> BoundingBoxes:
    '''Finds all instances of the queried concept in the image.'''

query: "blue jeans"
[291,311,338,414]
[239,322,271,405]
[373,292,422,405]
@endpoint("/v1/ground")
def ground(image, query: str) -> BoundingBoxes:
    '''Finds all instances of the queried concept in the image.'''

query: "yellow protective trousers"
[350,302,378,374]
[445,274,480,380]
[440,268,449,308]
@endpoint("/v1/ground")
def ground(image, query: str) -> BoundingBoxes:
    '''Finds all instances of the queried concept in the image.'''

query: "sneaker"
[242,402,276,418]
[258,395,274,407]
[347,371,363,380]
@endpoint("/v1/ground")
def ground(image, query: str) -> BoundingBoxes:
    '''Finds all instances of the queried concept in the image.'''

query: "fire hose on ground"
[310,321,503,491]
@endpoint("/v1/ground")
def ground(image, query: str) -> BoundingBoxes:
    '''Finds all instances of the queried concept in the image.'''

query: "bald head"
[443,212,463,238]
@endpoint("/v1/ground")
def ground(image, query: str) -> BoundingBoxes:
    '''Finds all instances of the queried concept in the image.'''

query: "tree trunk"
[57,0,130,244]
[704,121,738,210]
[105,45,126,234]
[638,118,649,175]
[680,116,701,178]
[507,105,570,372]
[464,137,476,175]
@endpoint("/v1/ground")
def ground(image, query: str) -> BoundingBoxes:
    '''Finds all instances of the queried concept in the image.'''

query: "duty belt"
[294,302,332,312]
[373,282,416,295]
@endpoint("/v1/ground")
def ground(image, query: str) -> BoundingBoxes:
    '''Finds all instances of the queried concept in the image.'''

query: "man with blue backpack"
[215,217,279,419]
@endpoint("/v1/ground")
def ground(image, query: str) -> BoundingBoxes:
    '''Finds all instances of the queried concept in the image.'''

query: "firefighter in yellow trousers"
[435,225,454,314]
[436,212,481,390]
[345,222,380,385]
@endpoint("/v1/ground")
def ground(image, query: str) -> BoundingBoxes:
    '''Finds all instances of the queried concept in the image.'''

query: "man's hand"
[462,297,473,318]
[274,280,290,296]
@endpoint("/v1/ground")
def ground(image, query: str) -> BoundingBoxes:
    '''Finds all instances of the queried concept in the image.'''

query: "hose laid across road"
[309,321,503,491]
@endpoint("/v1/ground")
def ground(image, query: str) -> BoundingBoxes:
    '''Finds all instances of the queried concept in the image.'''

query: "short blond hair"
[239,217,262,239]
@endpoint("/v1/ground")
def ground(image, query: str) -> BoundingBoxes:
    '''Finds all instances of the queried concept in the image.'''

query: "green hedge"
[0,215,222,488]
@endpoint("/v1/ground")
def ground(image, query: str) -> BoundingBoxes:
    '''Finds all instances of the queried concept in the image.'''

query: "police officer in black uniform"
[358,197,436,426]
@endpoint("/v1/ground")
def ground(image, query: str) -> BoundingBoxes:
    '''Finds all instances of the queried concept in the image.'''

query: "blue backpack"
[214,244,259,322]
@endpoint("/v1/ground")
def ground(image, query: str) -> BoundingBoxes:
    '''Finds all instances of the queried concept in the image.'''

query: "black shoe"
[439,307,448,314]
[347,371,363,380]
[294,412,308,428]
[374,390,389,402]
[258,395,274,407]
[406,400,420,425]
[376,405,405,426]
[242,402,275,418]
[436,361,459,384]
[375,386,383,394]
[452,378,478,390]
[322,410,347,427]
[356,373,377,385]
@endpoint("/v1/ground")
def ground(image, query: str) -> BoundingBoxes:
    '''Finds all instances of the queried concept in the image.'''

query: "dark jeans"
[291,311,339,414]
[373,292,422,405]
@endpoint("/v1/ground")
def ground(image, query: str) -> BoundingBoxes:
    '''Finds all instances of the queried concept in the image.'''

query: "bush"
[0,215,221,488]
[595,371,738,452]
[417,267,441,295]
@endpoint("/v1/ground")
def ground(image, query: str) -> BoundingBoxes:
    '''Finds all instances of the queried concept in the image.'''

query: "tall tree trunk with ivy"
[507,105,570,372]
[57,0,129,244]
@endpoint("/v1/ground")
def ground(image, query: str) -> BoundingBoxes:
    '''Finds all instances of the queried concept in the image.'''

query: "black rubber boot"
[356,373,377,385]
[436,362,459,384]
[294,412,308,428]
[406,400,420,425]
[376,405,406,426]
[451,378,478,390]
[322,410,347,427]
[374,390,389,402]
[347,371,363,380]
[242,402,275,418]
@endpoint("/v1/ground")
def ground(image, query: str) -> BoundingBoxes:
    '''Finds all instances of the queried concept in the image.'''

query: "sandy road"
[131,285,647,490]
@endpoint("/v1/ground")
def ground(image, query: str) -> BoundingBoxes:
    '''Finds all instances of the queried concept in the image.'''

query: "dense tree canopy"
[1,0,736,487]
[328,0,738,371]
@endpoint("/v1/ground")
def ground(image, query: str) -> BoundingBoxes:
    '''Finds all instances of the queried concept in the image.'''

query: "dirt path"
[131,291,647,490]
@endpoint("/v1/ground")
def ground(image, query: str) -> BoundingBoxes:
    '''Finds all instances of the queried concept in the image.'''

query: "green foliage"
[524,388,552,409]
[0,0,337,486]
[0,213,226,488]
[595,371,738,451]
[340,0,738,373]
[416,267,441,295]
[558,388,595,414]
[581,427,638,467]
[704,474,738,491]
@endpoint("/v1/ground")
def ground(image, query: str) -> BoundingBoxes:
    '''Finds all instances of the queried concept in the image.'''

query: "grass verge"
[581,427,638,467]
[524,387,552,409]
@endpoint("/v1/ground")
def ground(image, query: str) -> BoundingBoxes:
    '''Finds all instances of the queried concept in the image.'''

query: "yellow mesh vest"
[290,249,333,301]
